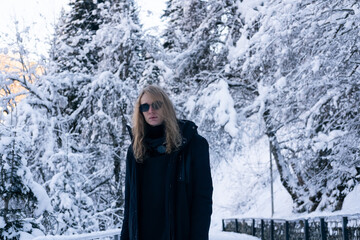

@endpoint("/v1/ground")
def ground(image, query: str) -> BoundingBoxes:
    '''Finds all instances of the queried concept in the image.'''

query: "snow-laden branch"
[299,89,340,135]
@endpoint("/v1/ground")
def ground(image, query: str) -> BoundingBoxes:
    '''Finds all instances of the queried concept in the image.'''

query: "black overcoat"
[120,120,213,240]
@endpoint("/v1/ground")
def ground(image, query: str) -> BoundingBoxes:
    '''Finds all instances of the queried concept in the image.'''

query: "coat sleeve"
[120,146,132,240]
[189,135,213,240]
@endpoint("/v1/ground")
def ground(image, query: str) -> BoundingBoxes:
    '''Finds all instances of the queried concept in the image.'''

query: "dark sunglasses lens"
[152,101,163,110]
[140,103,150,112]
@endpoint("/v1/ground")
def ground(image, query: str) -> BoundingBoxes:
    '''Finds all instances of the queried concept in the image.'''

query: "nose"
[148,105,155,113]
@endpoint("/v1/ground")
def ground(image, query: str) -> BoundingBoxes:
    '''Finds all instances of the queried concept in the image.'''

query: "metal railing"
[222,214,360,240]
[32,229,121,240]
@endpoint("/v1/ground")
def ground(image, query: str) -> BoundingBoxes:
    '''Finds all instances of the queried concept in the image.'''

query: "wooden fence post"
[270,219,274,240]
[235,219,239,233]
[261,219,265,240]
[320,218,326,240]
[304,219,309,240]
[252,219,256,236]
[285,221,290,240]
[342,217,349,240]
[222,219,225,231]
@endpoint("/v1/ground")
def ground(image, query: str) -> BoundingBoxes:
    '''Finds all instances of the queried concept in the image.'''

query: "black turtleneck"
[138,123,168,240]
[145,123,165,139]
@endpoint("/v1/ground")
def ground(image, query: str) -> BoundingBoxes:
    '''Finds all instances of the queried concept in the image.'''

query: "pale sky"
[136,0,166,32]
[0,0,165,57]
[0,0,70,56]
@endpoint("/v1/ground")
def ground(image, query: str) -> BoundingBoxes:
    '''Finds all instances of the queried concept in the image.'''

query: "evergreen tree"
[95,0,145,83]
[162,0,207,52]
[162,0,222,84]
[72,0,145,227]
[48,129,97,234]
[0,108,52,239]
[52,0,105,74]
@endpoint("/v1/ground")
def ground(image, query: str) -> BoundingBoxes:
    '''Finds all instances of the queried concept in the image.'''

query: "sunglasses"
[139,101,163,112]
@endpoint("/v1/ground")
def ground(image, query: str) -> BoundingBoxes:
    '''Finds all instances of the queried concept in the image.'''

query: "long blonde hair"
[132,85,182,161]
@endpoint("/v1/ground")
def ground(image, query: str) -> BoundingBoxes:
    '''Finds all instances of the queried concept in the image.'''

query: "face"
[140,93,164,126]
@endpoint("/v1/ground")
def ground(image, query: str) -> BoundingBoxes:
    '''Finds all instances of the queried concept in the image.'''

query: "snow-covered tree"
[48,0,147,229]
[161,0,247,161]
[71,71,134,228]
[162,0,207,52]
[52,0,105,73]
[0,105,52,239]
[0,21,55,185]
[228,0,360,212]
[162,0,230,87]
[1,20,99,235]
[48,128,97,235]
[95,0,144,81]
[70,0,147,227]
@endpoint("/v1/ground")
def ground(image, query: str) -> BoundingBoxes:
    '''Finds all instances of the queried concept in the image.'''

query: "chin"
[147,119,163,126]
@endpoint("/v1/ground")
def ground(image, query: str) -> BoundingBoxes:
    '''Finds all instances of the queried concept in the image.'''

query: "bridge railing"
[222,213,360,240]
[32,229,121,240]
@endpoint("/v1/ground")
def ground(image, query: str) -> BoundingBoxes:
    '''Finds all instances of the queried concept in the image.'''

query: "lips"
[149,116,157,121]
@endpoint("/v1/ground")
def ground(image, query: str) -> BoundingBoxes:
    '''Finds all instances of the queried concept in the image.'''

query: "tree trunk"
[263,108,302,208]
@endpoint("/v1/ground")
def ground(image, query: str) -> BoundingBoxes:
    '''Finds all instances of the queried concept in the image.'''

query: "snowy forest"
[0,0,359,239]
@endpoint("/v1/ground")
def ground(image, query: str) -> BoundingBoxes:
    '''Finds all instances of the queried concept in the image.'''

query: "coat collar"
[178,119,198,147]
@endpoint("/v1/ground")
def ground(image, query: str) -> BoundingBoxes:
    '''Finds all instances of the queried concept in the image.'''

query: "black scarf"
[144,124,166,156]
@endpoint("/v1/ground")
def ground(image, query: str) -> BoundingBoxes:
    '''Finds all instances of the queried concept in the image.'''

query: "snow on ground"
[235,176,293,219]
[31,229,122,240]
[341,184,360,214]
[207,174,360,240]
[225,172,360,221]
[210,230,259,240]
[30,229,260,240]
[211,128,360,223]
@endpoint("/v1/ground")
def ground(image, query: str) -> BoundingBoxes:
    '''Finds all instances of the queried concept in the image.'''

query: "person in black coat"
[120,85,213,240]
